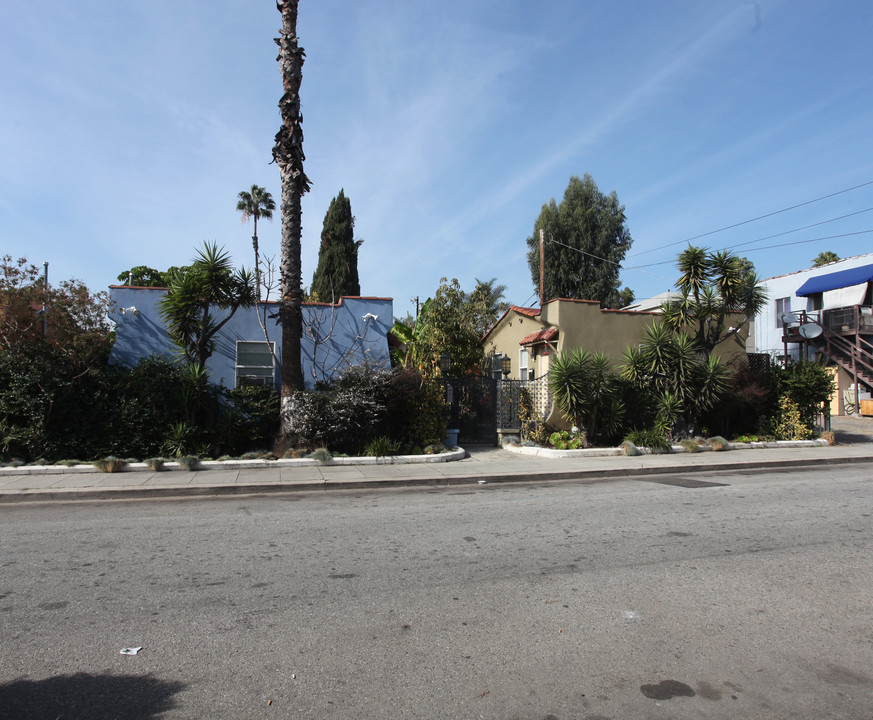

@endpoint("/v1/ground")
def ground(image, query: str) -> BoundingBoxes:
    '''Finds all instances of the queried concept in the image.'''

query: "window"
[519,348,529,380]
[235,341,275,387]
[775,297,791,328]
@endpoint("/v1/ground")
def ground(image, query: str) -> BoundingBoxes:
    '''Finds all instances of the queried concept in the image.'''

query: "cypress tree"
[311,189,361,300]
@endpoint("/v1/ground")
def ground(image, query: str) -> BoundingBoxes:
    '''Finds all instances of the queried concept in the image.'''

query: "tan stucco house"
[482,298,751,433]
[482,299,666,380]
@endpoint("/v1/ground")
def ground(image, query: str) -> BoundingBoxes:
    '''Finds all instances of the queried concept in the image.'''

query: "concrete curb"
[1,447,870,505]
[0,447,466,477]
[504,438,829,458]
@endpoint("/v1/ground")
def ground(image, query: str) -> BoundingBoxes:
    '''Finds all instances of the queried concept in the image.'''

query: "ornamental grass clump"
[620,440,641,456]
[707,436,730,451]
[145,457,165,472]
[177,455,200,471]
[365,437,400,458]
[623,429,671,454]
[93,456,125,473]
[306,448,333,462]
[678,438,700,453]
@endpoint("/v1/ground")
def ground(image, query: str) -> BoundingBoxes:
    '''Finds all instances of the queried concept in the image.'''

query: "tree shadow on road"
[0,672,185,720]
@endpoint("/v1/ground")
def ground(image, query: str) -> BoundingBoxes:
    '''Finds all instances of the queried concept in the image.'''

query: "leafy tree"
[236,184,275,299]
[116,265,169,287]
[608,286,635,309]
[311,189,362,300]
[661,246,767,358]
[813,251,840,267]
[158,243,256,371]
[273,0,310,397]
[466,277,509,336]
[526,174,633,308]
[412,278,486,376]
[1,255,112,368]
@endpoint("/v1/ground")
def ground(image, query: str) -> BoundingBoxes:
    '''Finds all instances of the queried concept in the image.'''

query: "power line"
[624,209,873,270]
[724,207,873,252]
[738,229,873,255]
[541,198,873,275]
[627,179,873,259]
[626,229,873,269]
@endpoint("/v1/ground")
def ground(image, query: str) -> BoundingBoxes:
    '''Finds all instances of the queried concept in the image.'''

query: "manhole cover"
[642,476,728,488]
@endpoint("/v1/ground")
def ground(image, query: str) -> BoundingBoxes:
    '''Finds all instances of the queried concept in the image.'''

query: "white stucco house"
[754,253,873,414]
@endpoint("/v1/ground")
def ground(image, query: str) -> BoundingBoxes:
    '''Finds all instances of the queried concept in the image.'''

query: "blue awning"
[795,263,873,296]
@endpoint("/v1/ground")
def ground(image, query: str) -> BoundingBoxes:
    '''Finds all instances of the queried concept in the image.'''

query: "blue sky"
[2,0,872,321]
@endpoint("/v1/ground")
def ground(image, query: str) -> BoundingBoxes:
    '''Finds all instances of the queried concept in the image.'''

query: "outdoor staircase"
[810,330,873,390]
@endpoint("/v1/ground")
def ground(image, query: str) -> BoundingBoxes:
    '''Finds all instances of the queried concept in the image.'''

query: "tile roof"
[519,327,558,345]
[510,305,540,318]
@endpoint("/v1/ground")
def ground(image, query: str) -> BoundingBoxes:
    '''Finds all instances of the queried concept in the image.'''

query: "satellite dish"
[798,322,823,339]
[780,312,802,326]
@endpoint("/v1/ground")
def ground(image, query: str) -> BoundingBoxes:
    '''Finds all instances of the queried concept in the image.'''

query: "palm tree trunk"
[273,0,310,401]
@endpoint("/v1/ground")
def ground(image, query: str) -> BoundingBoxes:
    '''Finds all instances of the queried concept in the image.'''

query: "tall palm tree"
[273,0,310,398]
[236,185,275,300]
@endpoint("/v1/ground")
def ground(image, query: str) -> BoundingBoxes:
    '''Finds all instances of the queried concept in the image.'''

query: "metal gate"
[442,375,498,445]
[442,374,552,446]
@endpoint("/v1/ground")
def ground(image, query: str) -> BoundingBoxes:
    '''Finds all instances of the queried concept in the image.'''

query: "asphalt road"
[2,464,873,720]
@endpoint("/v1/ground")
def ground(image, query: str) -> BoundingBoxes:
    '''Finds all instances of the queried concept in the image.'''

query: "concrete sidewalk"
[2,416,873,503]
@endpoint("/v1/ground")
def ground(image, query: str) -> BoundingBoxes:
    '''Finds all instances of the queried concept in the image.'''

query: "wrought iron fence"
[496,375,552,431]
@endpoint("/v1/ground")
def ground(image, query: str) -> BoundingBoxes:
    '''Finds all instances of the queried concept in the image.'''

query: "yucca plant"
[549,349,622,444]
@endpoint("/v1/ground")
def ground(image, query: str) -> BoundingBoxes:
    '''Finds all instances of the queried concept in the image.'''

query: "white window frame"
[235,341,276,388]
[775,297,791,328]
[519,348,529,380]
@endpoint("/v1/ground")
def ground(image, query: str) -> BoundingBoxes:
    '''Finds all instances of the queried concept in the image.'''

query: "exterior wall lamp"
[438,351,451,376]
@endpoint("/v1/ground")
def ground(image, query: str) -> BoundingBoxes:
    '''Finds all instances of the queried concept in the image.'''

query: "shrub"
[702,363,775,438]
[518,388,550,445]
[282,367,446,454]
[223,384,280,454]
[773,361,834,433]
[549,430,584,450]
[365,437,401,457]
[773,396,815,441]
